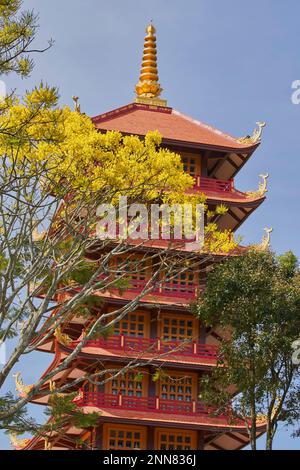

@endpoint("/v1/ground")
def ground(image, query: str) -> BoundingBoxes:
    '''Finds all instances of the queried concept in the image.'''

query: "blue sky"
[1,0,300,450]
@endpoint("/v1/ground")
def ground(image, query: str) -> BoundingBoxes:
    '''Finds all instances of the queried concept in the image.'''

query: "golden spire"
[135,23,167,107]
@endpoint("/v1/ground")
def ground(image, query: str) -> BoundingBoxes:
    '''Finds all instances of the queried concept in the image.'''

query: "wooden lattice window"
[113,311,149,337]
[160,313,197,341]
[164,270,196,293]
[157,372,197,402]
[107,370,148,397]
[155,428,196,450]
[103,424,146,450]
[114,255,151,284]
[182,155,200,177]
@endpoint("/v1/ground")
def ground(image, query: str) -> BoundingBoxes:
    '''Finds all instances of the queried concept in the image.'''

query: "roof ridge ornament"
[256,227,273,251]
[13,371,34,398]
[135,23,167,107]
[54,326,72,346]
[245,173,269,199]
[238,121,266,145]
[9,432,31,450]
[72,95,81,113]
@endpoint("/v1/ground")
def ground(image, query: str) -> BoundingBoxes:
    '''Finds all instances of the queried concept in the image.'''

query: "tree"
[194,250,300,450]
[0,0,52,77]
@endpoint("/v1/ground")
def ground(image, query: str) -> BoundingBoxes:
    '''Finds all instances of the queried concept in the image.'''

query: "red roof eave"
[91,103,259,154]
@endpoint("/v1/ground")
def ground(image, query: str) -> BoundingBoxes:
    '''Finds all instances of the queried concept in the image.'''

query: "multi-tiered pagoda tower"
[21,24,268,451]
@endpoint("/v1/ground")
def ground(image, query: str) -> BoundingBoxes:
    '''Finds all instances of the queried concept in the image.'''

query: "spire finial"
[135,23,167,107]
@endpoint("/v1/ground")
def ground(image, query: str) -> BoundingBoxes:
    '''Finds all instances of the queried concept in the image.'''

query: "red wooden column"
[95,424,103,450]
[197,430,204,450]
[147,426,155,449]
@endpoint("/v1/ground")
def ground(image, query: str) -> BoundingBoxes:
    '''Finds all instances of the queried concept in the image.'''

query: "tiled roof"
[92,103,257,151]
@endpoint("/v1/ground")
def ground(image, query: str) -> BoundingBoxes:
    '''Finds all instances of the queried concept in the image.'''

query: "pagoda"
[20,23,268,451]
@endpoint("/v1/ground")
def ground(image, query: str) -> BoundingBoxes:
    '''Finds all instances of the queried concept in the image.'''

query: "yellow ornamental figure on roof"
[135,23,167,106]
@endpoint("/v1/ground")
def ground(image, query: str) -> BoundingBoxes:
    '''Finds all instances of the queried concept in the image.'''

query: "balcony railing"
[75,391,229,420]
[99,276,199,300]
[193,176,234,193]
[73,335,218,362]
[127,278,198,298]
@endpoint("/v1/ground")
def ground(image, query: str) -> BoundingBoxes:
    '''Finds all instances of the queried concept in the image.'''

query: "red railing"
[193,176,234,193]
[99,276,199,300]
[80,392,155,412]
[74,335,218,361]
[128,278,198,298]
[76,391,228,420]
